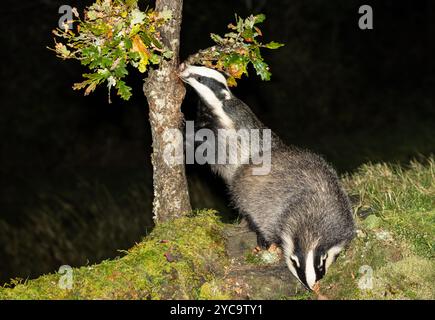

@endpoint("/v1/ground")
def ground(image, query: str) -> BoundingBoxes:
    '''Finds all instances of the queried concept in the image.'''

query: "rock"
[225,264,304,299]
[375,230,393,241]
[223,223,305,299]
[223,223,258,259]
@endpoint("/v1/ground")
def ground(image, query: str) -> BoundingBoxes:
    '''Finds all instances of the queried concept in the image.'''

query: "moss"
[0,209,228,300]
[321,158,435,300]
[198,281,231,300]
[245,252,265,265]
[344,158,435,259]
[363,215,382,229]
[363,256,435,299]
[321,227,409,299]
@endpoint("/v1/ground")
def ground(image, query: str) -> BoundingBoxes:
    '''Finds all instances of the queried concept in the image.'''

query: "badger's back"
[229,145,354,244]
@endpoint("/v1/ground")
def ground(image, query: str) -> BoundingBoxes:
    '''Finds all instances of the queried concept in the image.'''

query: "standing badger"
[179,65,356,290]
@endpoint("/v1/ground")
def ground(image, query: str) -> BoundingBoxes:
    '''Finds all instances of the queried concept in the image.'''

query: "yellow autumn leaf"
[131,35,150,73]
[228,63,245,79]
[227,76,237,87]
[138,58,148,73]
[131,35,149,56]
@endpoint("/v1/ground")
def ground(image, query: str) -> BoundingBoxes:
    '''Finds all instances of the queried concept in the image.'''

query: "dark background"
[0,0,433,284]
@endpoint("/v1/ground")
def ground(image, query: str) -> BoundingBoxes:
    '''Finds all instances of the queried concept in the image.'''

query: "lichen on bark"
[143,0,191,222]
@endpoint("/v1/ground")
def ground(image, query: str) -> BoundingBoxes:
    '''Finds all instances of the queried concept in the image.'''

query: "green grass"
[344,159,434,258]
[1,158,434,300]
[321,158,435,299]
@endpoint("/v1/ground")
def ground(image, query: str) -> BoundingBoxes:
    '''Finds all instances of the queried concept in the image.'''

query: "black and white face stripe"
[191,75,230,101]
[179,65,232,101]
[283,234,344,290]
[179,65,228,86]
[179,65,233,127]
[314,253,328,280]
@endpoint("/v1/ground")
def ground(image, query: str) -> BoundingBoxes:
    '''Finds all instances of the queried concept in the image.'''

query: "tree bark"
[143,0,191,222]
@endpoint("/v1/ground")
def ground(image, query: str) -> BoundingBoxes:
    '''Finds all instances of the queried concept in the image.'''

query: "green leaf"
[149,53,161,64]
[51,0,174,102]
[264,41,285,49]
[140,32,153,46]
[116,80,132,100]
[124,38,132,50]
[150,35,163,50]
[129,51,141,61]
[113,65,128,78]
[252,59,271,81]
[241,29,254,42]
[253,14,266,24]
[224,54,248,78]
[125,0,138,8]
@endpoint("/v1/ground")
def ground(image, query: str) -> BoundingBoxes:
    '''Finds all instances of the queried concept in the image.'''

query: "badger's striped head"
[282,233,345,291]
[178,65,232,107]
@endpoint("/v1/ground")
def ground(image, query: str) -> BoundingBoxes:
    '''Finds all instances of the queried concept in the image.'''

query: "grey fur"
[180,66,356,290]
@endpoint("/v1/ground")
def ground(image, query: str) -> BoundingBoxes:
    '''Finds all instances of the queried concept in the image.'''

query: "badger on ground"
[178,65,356,290]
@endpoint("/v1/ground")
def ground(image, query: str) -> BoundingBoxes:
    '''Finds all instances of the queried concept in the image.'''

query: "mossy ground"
[0,210,229,299]
[1,159,434,300]
[320,158,434,299]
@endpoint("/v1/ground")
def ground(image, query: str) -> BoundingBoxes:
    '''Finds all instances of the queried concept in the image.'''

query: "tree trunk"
[143,0,191,222]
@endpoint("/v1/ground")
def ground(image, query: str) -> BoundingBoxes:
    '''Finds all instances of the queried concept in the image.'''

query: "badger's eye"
[193,75,203,83]
[318,254,328,268]
[289,255,300,268]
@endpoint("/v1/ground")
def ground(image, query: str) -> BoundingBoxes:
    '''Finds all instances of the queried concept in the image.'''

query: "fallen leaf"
[164,252,175,262]
[312,282,321,294]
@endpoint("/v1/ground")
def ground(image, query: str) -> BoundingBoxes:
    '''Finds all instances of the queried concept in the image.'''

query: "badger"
[178,64,356,291]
